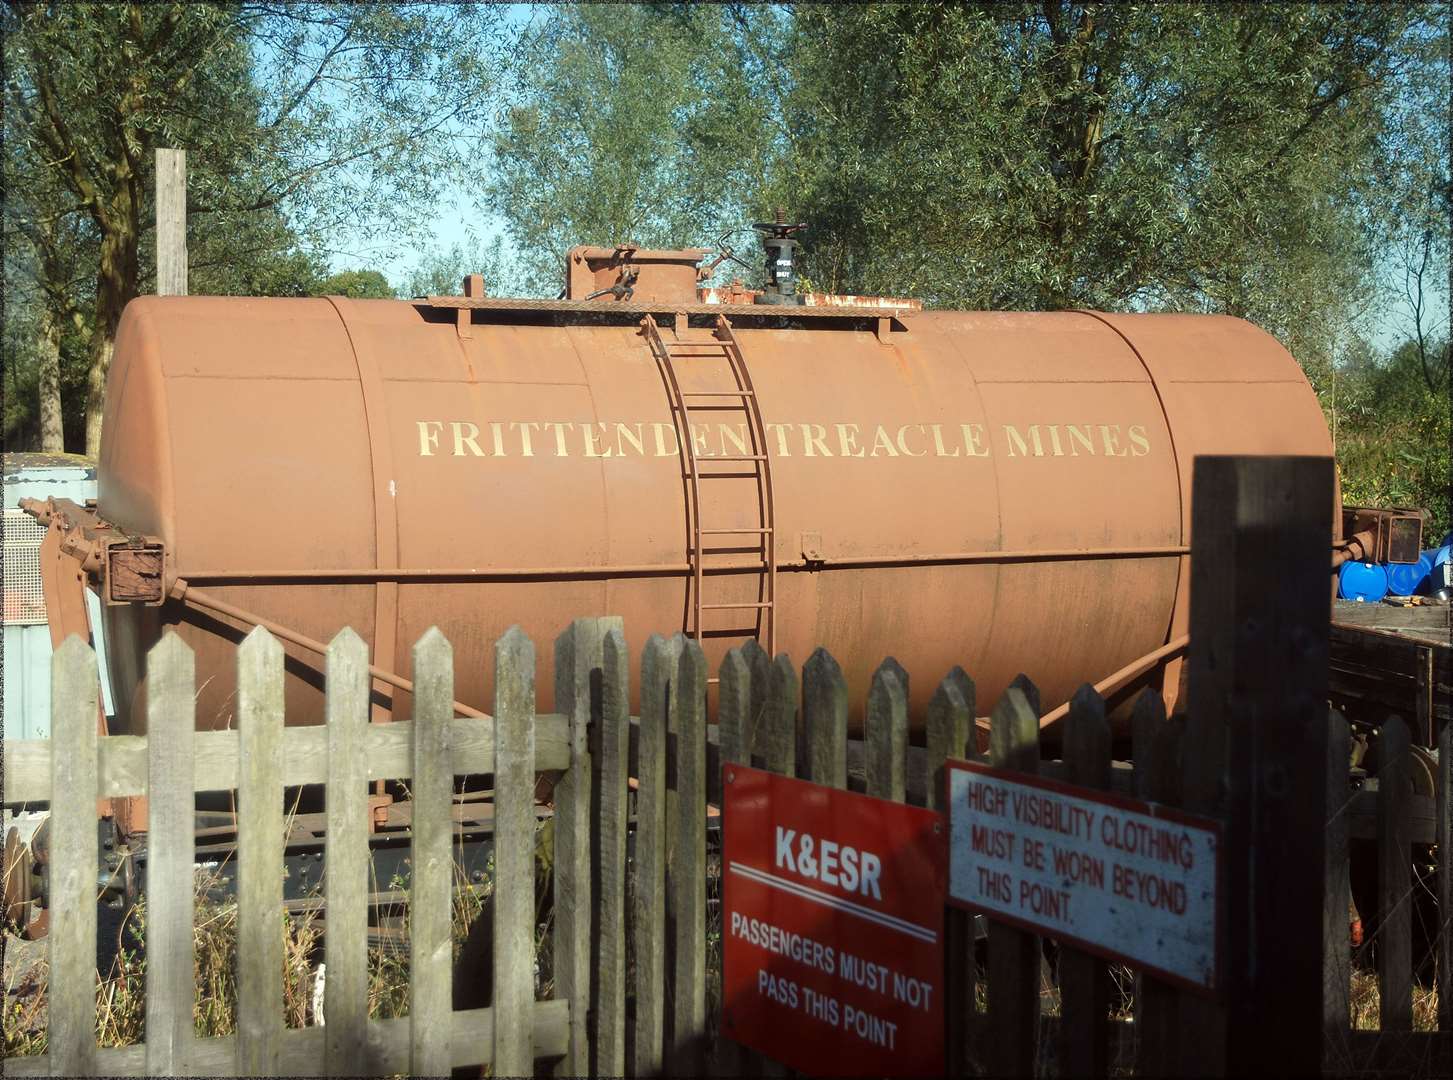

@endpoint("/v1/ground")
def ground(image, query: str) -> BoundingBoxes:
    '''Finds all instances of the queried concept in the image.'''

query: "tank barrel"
[90,274,1334,736]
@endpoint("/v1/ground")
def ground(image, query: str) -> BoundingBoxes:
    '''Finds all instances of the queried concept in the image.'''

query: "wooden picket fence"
[5,625,581,1076]
[1,456,1449,1080]
[5,620,1449,1077]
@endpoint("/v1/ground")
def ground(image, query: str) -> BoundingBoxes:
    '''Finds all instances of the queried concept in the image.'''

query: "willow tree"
[3,1,505,454]
[777,2,1448,375]
[485,3,786,293]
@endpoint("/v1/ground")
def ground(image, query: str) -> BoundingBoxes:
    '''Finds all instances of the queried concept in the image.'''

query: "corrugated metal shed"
[2,453,116,740]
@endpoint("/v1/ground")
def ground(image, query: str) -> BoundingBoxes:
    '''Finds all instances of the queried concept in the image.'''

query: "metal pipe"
[172,582,489,719]
[816,545,1189,569]
[175,545,1191,584]
[177,563,694,582]
[1331,529,1375,569]
[186,573,1188,729]
[1016,633,1192,733]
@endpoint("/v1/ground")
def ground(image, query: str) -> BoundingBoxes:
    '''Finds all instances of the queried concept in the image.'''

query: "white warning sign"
[946,760,1220,991]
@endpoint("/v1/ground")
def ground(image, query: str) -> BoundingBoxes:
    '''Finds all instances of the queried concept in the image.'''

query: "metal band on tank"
[1072,310,1185,533]
[1072,310,1189,701]
[325,295,400,722]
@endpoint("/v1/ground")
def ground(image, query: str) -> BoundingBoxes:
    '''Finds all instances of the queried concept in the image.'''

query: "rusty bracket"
[106,539,167,606]
[24,497,109,571]
[800,531,824,564]
[21,496,170,605]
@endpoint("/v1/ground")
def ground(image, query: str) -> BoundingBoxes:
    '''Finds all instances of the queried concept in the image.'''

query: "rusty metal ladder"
[642,312,777,657]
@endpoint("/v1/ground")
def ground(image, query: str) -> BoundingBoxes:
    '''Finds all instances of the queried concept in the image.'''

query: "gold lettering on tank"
[836,423,866,458]
[608,423,641,456]
[542,422,573,457]
[417,420,444,456]
[413,420,1155,460]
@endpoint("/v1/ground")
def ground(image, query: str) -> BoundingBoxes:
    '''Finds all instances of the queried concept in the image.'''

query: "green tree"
[314,269,395,299]
[776,3,1446,373]
[484,3,784,293]
[3,1,506,454]
[399,236,523,299]
[1333,337,1451,538]
[2,135,95,451]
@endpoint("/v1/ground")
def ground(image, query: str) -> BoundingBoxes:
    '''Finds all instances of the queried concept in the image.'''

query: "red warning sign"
[720,765,945,1078]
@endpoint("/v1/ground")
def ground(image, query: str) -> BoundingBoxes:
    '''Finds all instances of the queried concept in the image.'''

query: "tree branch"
[189,99,472,216]
[264,16,357,130]
[29,57,110,230]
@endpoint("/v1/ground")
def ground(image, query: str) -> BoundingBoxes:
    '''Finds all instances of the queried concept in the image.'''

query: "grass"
[1348,968,1441,1032]
[1,819,559,1063]
[6,872,332,1058]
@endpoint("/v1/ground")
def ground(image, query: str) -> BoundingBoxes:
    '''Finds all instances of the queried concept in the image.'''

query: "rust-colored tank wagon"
[90,249,1332,738]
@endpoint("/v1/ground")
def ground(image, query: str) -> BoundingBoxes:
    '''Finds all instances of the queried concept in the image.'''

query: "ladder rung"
[681,391,755,398]
[701,528,773,535]
[705,455,766,462]
[700,602,773,610]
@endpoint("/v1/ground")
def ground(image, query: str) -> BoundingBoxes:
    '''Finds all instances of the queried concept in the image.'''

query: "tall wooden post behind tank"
[155,149,186,298]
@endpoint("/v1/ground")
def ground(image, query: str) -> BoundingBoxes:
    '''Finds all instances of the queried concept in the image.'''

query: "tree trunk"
[85,223,137,458]
[84,330,115,458]
[37,305,66,452]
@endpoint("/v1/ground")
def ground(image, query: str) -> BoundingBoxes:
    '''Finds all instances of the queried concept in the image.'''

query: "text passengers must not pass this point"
[720,766,946,1078]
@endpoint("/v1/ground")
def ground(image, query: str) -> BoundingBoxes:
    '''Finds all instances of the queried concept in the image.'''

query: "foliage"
[2,1,507,453]
[777,4,1447,370]
[2,116,100,451]
[398,236,525,299]
[484,3,785,293]
[314,269,396,300]
[0,859,501,1060]
[479,5,1446,464]
[1332,337,1451,538]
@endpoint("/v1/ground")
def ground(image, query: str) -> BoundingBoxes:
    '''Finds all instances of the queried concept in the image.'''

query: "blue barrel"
[1386,554,1432,596]
[1425,544,1453,595]
[1339,561,1388,602]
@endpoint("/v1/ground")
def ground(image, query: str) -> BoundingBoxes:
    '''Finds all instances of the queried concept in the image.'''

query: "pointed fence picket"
[236,627,285,1077]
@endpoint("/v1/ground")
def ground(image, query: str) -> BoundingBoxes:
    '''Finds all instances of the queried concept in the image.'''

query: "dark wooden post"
[1189,456,1333,1076]
[155,148,187,296]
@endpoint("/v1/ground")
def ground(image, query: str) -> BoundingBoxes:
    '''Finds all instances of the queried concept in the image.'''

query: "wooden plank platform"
[1330,603,1450,746]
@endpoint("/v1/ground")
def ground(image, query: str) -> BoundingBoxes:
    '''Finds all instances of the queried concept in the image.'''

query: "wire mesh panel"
[3,510,48,625]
